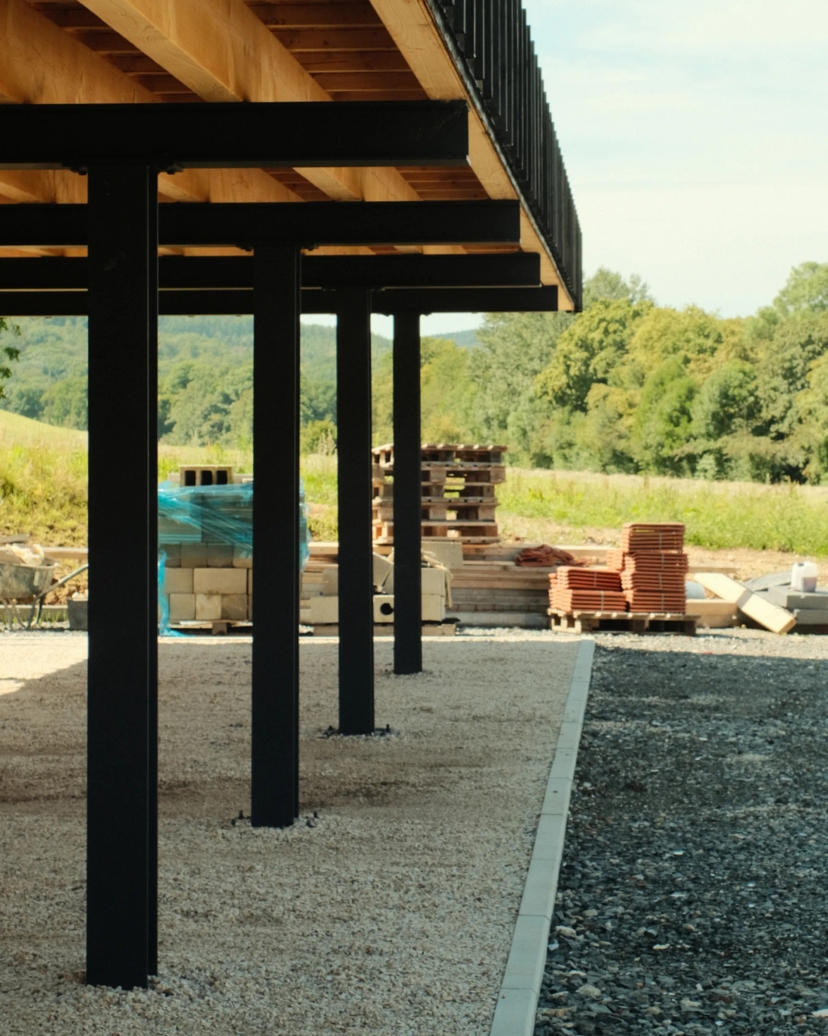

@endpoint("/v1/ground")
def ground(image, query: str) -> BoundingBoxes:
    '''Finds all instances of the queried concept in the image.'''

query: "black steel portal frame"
[85,166,157,990]
[0,286,558,317]
[428,0,583,308]
[2,98,472,996]
[0,201,521,249]
[0,102,469,170]
[392,311,423,675]
[336,290,375,735]
[0,253,541,291]
[252,246,302,829]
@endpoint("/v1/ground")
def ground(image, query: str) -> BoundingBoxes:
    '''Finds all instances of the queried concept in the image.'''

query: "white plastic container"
[791,561,818,593]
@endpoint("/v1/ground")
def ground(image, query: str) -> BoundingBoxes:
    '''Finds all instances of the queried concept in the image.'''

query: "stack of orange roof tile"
[608,524,687,613]
[549,567,627,612]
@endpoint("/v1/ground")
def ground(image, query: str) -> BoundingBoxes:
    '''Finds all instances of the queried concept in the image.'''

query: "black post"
[251,245,301,828]
[392,311,423,674]
[336,289,375,735]
[86,165,157,990]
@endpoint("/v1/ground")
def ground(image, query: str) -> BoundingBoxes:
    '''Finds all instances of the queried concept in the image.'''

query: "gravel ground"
[534,628,828,1036]
[0,632,578,1036]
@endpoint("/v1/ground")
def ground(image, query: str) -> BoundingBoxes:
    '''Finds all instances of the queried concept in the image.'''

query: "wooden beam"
[249,4,382,28]
[0,0,301,205]
[366,0,574,309]
[77,0,422,204]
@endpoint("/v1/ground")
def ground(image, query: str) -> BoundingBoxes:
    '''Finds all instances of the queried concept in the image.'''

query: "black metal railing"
[429,0,582,309]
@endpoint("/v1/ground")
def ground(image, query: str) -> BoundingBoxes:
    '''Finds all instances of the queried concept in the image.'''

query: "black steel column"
[336,289,375,734]
[147,180,159,976]
[251,245,301,828]
[392,311,423,674]
[87,165,157,989]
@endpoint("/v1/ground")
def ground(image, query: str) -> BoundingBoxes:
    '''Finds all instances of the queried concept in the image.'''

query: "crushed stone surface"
[0,632,578,1035]
[534,628,828,1036]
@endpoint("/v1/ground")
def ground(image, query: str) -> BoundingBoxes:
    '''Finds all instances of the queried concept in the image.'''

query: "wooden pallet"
[549,609,696,635]
[373,519,500,545]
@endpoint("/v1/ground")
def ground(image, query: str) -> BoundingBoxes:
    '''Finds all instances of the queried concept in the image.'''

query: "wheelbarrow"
[0,559,87,629]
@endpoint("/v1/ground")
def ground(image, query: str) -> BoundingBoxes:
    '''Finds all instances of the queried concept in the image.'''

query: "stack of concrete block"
[299,552,448,627]
[163,544,253,623]
[374,565,447,623]
[760,586,828,630]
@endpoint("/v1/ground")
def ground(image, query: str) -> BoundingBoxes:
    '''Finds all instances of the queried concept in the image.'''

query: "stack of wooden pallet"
[608,523,688,613]
[371,443,507,550]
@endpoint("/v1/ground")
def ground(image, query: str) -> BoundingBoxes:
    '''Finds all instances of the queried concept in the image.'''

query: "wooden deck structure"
[0,0,582,990]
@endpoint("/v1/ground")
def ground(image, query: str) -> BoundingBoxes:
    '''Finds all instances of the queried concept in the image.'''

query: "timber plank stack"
[371,443,507,550]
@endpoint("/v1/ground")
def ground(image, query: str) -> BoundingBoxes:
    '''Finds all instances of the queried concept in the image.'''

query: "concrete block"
[232,546,253,568]
[322,566,339,595]
[422,540,463,569]
[500,914,551,991]
[163,568,193,595]
[180,543,207,568]
[221,593,249,620]
[373,594,395,623]
[163,543,181,568]
[168,593,196,622]
[792,608,828,625]
[421,594,445,622]
[308,596,338,624]
[206,544,234,567]
[421,567,447,596]
[248,593,253,620]
[195,594,222,621]
[247,569,253,594]
[193,568,247,595]
[372,552,393,591]
[765,586,828,610]
[489,988,538,1036]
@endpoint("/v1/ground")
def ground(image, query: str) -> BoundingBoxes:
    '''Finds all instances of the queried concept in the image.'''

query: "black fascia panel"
[0,102,469,170]
[159,200,520,248]
[0,285,556,317]
[0,252,541,290]
[0,200,520,249]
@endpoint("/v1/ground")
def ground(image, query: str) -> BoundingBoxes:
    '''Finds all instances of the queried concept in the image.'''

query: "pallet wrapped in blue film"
[157,478,309,633]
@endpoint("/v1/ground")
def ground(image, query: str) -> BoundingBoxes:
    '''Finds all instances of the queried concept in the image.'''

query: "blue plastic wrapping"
[157,478,310,632]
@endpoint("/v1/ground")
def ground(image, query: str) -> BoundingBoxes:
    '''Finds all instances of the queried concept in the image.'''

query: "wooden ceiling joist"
[0,0,302,205]
[74,0,425,204]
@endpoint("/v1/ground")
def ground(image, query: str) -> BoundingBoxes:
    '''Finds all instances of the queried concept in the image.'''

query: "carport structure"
[0,0,581,993]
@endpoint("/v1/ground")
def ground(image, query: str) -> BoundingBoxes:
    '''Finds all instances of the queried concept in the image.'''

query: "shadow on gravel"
[536,642,828,1036]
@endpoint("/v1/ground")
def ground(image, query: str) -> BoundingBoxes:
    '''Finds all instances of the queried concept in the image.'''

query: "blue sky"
[312,1,828,338]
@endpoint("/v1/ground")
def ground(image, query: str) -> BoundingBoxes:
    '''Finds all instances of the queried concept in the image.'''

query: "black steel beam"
[0,285,558,317]
[0,252,540,290]
[336,289,375,736]
[167,200,517,248]
[0,102,469,170]
[86,165,157,990]
[0,201,520,249]
[392,311,423,675]
[251,246,301,829]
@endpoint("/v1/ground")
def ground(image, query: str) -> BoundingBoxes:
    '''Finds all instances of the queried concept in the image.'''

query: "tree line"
[2,263,827,483]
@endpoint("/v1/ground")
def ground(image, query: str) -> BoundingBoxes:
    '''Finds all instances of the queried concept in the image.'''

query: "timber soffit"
[8,0,579,304]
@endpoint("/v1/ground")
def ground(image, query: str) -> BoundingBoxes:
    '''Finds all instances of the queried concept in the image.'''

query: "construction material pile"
[549,566,626,612]
[158,466,308,629]
[608,522,688,613]
[371,443,506,551]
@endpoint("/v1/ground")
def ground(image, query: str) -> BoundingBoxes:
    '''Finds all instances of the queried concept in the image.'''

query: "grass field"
[2,417,827,557]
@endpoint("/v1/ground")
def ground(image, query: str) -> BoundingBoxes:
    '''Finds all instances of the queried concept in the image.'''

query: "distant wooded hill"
[0,315,480,440]
[3,262,828,485]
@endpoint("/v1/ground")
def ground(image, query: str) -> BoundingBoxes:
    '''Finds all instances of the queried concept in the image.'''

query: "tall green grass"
[3,426,827,556]
[498,470,828,555]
